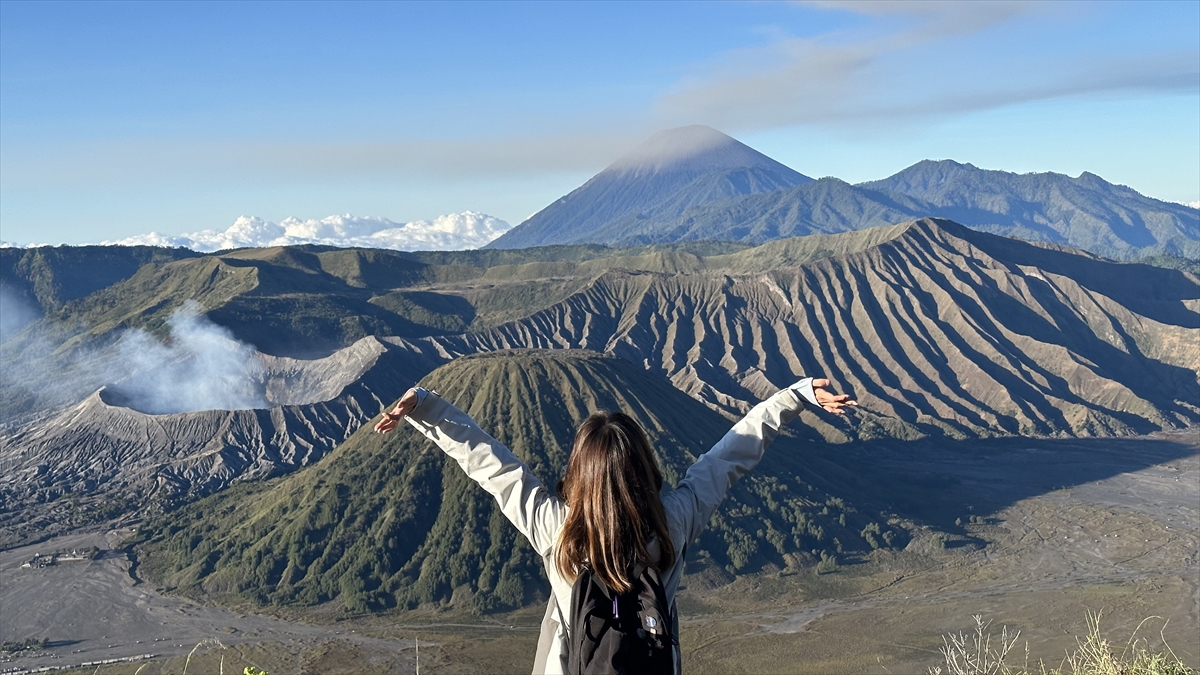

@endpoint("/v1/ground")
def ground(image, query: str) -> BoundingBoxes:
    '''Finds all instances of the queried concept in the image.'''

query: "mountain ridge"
[4,219,1194,439]
[487,129,1197,259]
[417,218,1199,439]
[858,160,1198,259]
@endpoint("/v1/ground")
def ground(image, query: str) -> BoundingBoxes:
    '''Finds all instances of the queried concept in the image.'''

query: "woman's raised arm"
[667,378,855,543]
[376,387,567,557]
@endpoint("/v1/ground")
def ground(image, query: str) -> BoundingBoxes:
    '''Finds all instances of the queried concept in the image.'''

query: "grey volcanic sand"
[0,529,420,674]
[677,433,1199,673]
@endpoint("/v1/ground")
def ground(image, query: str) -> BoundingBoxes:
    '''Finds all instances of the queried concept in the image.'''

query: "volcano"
[135,349,888,613]
[486,125,812,249]
[0,336,441,548]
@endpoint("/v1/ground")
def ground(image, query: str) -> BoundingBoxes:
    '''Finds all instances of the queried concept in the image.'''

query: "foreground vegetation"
[932,613,1192,675]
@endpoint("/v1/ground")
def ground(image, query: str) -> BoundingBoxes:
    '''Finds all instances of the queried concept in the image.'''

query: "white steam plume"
[108,301,268,414]
[0,286,40,341]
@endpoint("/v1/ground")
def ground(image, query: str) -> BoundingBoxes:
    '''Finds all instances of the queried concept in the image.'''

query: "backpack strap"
[634,564,671,649]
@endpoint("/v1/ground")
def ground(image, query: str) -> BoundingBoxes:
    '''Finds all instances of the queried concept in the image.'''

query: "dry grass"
[931,612,1193,675]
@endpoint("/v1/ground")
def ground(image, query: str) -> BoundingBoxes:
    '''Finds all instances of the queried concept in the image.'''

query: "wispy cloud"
[654,1,1198,132]
[1,1,1194,194]
[0,130,648,192]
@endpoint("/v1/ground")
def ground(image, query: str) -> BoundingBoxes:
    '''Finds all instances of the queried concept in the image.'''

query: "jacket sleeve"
[666,378,819,543]
[401,388,567,557]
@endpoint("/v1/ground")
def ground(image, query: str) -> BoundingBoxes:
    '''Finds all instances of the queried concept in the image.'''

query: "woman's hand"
[373,388,421,433]
[812,378,857,415]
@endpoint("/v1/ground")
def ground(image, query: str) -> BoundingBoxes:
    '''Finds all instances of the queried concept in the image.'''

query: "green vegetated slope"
[136,350,894,613]
[432,219,1200,439]
[0,245,200,314]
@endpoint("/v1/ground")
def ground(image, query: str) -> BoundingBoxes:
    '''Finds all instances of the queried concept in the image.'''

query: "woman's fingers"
[822,397,858,413]
[810,377,857,414]
[814,390,852,403]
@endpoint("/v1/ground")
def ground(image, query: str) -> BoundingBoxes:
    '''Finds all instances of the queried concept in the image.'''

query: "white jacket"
[403,378,821,674]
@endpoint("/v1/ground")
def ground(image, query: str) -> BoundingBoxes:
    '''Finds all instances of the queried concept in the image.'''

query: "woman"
[374,375,855,674]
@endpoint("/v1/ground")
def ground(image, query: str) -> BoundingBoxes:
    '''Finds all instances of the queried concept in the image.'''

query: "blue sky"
[1,0,1197,245]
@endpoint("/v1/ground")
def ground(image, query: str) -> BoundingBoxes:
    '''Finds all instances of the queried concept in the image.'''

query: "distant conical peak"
[607,125,792,175]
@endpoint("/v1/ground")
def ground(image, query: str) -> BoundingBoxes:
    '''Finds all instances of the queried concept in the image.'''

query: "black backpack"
[567,563,674,675]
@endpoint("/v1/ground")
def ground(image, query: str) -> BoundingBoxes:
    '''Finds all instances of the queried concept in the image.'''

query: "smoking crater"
[100,302,378,415]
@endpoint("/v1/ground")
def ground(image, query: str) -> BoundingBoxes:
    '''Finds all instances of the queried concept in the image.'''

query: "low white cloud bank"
[103,211,512,253]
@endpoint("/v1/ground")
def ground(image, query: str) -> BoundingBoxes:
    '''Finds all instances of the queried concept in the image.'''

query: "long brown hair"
[555,411,676,593]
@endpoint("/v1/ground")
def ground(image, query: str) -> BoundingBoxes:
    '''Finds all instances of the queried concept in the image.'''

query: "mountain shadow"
[840,433,1198,538]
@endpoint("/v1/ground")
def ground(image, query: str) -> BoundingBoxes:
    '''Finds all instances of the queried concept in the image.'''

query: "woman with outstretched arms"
[374,376,855,674]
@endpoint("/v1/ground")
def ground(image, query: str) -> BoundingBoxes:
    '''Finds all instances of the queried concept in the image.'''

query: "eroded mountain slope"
[419,219,1199,439]
[3,219,1195,554]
